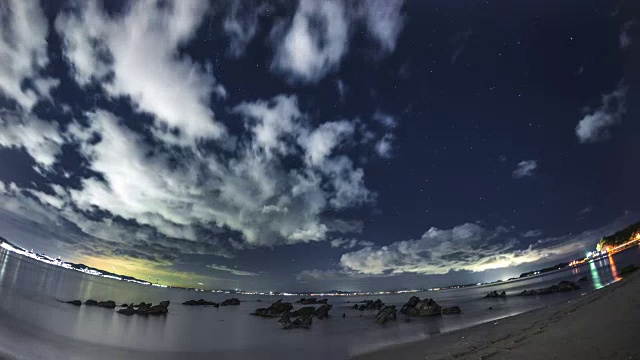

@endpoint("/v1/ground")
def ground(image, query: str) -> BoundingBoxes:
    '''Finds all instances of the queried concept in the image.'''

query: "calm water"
[1,246,639,359]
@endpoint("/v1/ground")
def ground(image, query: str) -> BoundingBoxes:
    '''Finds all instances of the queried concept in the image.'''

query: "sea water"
[1,246,638,359]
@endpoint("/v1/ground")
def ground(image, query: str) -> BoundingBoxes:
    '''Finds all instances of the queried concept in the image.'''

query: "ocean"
[1,245,638,360]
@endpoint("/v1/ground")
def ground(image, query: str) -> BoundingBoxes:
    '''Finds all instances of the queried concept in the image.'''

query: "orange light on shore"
[635,232,640,241]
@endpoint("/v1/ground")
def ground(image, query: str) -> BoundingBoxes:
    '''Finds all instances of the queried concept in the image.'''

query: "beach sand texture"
[357,270,640,360]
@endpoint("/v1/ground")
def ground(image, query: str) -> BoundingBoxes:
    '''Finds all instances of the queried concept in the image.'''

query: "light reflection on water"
[590,260,603,289]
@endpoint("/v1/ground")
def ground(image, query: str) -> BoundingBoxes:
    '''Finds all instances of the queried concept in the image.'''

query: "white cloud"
[207,263,258,276]
[270,0,405,83]
[576,84,627,143]
[522,229,543,238]
[330,238,374,249]
[619,21,635,49]
[0,110,64,169]
[373,111,397,128]
[512,160,537,178]
[301,120,355,165]
[223,0,266,57]
[339,215,637,276]
[271,0,348,83]
[358,0,405,53]
[55,0,225,144]
[375,134,394,158]
[0,0,58,110]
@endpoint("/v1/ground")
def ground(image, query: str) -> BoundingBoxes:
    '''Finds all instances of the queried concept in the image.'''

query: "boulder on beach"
[519,280,580,296]
[85,299,98,306]
[485,290,506,298]
[291,307,315,317]
[251,299,294,317]
[221,298,240,306]
[313,304,332,319]
[374,306,397,324]
[400,296,441,317]
[182,299,219,307]
[441,306,462,314]
[65,300,82,306]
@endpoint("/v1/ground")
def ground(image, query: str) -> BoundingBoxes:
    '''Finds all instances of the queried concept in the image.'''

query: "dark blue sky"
[0,0,638,291]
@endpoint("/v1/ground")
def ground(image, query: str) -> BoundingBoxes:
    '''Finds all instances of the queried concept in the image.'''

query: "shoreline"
[355,269,640,359]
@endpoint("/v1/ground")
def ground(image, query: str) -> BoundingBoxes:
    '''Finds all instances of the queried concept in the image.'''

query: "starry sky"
[0,0,638,292]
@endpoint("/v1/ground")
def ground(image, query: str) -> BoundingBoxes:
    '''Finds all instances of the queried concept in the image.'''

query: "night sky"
[0,0,638,291]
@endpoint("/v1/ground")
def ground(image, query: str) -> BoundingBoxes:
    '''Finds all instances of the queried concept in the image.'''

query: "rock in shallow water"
[221,298,240,306]
[313,304,332,319]
[251,299,293,317]
[65,300,82,306]
[400,296,442,316]
[485,290,506,298]
[441,306,462,314]
[519,280,580,296]
[374,306,397,324]
[182,299,219,307]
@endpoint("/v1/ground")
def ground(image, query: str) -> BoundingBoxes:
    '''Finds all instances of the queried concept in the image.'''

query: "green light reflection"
[590,260,602,290]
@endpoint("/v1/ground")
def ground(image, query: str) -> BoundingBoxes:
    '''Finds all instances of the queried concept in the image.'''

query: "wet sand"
[356,270,640,360]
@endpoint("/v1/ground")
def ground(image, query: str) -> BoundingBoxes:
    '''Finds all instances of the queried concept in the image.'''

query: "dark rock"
[400,296,441,317]
[317,298,328,304]
[619,265,639,277]
[118,305,136,315]
[256,299,262,302]
[352,304,359,310]
[221,298,240,306]
[291,307,315,317]
[133,302,146,308]
[356,299,385,310]
[96,300,116,309]
[120,303,129,308]
[282,314,313,330]
[296,297,329,305]
[313,304,333,319]
[278,311,291,324]
[519,281,580,296]
[251,299,293,317]
[374,306,397,324]
[183,299,219,307]
[136,300,170,315]
[358,304,366,311]
[441,306,462,314]
[488,307,493,310]
[66,300,82,306]
[85,299,97,306]
[342,313,346,318]
[485,290,506,298]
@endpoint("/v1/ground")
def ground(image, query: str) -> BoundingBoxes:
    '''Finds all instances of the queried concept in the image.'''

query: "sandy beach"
[357,270,640,360]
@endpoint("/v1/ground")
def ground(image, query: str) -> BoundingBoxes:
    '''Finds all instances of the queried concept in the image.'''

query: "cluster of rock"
[118,301,170,315]
[251,299,293,317]
[485,290,507,298]
[352,299,385,311]
[519,280,580,296]
[182,299,220,307]
[252,300,332,329]
[399,296,461,317]
[65,299,118,308]
[221,298,241,306]
[296,297,328,305]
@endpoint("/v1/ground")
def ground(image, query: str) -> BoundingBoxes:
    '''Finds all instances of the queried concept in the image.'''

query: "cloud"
[0,110,64,170]
[271,0,349,83]
[375,134,394,158]
[358,0,405,53]
[223,0,266,57]
[207,263,258,276]
[330,238,374,249]
[373,111,397,128]
[0,0,58,111]
[522,229,543,238]
[55,0,226,144]
[619,20,635,49]
[338,214,639,276]
[270,0,405,83]
[450,29,472,64]
[512,160,537,178]
[575,83,627,143]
